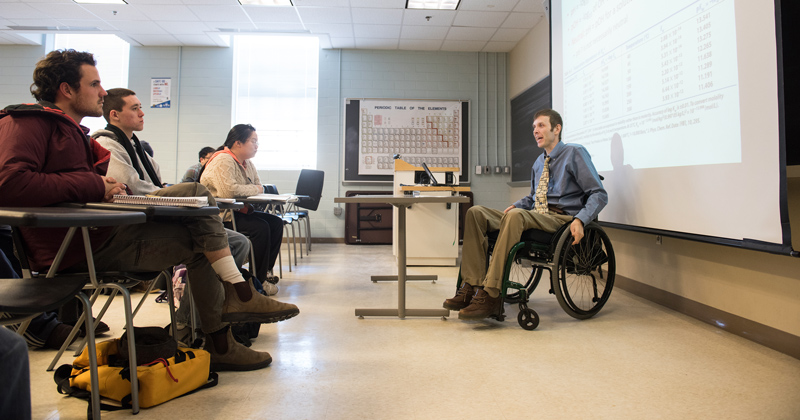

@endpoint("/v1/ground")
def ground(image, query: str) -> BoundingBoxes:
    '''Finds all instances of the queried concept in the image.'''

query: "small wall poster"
[150,78,171,108]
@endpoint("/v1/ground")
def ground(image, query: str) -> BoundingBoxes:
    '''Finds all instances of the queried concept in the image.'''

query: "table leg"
[355,204,449,319]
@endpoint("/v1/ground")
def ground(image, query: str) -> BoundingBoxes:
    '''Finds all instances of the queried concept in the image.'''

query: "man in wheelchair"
[444,109,608,320]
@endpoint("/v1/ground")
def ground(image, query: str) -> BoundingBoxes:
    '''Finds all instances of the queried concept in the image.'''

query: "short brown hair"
[533,109,563,141]
[103,88,137,122]
[30,49,96,103]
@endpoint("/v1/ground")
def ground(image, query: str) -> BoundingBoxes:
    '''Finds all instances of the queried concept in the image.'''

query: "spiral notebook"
[112,194,209,208]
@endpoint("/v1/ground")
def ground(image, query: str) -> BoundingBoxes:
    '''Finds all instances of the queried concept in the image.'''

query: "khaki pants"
[461,206,572,291]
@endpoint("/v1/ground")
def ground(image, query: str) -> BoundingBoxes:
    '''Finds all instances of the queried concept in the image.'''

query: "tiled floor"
[27,244,800,419]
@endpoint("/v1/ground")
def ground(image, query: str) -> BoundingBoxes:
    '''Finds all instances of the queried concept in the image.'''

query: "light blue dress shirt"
[513,141,608,225]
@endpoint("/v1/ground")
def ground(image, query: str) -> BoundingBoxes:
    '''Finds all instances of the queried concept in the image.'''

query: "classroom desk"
[0,206,147,417]
[333,194,470,319]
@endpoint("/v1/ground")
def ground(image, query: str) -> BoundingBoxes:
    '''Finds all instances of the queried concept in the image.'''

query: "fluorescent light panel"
[73,0,127,4]
[406,0,460,10]
[238,0,294,5]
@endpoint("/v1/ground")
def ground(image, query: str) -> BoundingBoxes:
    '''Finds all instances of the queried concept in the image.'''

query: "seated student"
[444,109,607,320]
[200,124,283,286]
[0,49,298,371]
[182,146,215,183]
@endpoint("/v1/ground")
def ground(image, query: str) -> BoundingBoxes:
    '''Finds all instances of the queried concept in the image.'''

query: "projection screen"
[551,0,794,255]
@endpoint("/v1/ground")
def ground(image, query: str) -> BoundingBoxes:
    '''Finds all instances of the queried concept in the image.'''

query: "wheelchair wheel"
[551,222,615,320]
[517,305,539,330]
[504,247,544,303]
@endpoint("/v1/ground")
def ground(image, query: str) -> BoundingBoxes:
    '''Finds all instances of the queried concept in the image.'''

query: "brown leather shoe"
[443,282,475,310]
[458,289,502,320]
[205,328,272,371]
[221,281,299,323]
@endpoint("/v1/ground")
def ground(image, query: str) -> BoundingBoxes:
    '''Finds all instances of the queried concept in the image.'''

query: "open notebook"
[112,194,209,208]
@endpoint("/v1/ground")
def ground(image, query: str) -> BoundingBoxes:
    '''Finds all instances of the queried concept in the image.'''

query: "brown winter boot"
[443,282,475,311]
[221,281,299,323]
[204,327,272,371]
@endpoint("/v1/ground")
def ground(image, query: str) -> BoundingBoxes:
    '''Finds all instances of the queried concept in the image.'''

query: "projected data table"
[560,0,741,170]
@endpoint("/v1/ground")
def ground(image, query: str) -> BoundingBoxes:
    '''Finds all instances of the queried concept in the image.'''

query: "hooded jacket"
[0,102,114,270]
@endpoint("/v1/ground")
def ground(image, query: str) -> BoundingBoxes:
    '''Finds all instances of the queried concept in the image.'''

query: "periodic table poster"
[357,99,464,176]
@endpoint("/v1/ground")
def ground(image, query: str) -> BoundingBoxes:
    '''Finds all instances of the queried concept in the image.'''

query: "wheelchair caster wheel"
[518,309,539,330]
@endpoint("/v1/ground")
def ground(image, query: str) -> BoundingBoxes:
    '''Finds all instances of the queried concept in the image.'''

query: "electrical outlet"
[484,165,492,174]
[656,235,662,245]
[504,166,511,174]
[333,207,342,216]
[475,165,482,175]
[494,166,502,174]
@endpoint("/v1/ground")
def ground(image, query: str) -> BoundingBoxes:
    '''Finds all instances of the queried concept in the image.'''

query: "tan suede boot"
[221,281,299,323]
[204,328,272,371]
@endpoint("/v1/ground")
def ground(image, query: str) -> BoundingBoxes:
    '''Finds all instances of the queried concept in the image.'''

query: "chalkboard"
[343,99,470,183]
[510,76,552,183]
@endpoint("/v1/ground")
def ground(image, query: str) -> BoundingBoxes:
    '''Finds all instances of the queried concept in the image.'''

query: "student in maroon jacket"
[0,49,299,372]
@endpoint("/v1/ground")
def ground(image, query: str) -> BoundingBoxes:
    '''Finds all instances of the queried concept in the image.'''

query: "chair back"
[294,169,324,211]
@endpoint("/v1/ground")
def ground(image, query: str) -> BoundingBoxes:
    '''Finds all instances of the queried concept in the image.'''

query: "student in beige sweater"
[200,124,284,286]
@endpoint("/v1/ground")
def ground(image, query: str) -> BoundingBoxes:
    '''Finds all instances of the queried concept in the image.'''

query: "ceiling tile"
[305,23,353,38]
[128,34,181,46]
[446,26,495,41]
[483,40,515,52]
[293,0,349,6]
[490,27,527,42]
[205,20,258,31]
[354,37,398,49]
[400,25,448,40]
[5,18,65,28]
[440,39,486,51]
[80,5,150,21]
[133,5,199,22]
[55,19,118,31]
[110,20,168,35]
[157,21,211,34]
[242,6,300,23]
[353,23,400,38]
[26,3,101,20]
[181,0,236,4]
[186,5,250,22]
[251,21,307,32]
[453,10,508,27]
[173,34,218,46]
[513,0,545,13]
[398,38,442,51]
[403,9,455,26]
[296,7,352,24]
[329,36,354,49]
[1,2,48,19]
[501,12,542,29]
[458,0,518,12]
[349,0,404,8]
[351,8,402,25]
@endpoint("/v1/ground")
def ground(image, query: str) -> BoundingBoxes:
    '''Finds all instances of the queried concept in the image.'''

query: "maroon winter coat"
[0,102,114,270]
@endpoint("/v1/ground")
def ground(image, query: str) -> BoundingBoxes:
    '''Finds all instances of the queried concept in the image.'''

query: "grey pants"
[461,206,572,291]
[72,183,231,334]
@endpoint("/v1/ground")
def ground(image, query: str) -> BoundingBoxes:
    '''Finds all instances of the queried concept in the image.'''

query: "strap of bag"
[54,364,125,416]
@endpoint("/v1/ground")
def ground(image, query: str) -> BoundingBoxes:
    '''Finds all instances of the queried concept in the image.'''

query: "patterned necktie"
[534,156,551,214]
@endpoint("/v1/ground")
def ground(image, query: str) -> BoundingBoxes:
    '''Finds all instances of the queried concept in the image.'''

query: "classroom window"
[51,34,130,133]
[232,36,319,170]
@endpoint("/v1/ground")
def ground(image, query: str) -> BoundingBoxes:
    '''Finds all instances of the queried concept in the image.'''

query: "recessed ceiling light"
[73,0,127,4]
[406,0,460,10]
[238,0,294,5]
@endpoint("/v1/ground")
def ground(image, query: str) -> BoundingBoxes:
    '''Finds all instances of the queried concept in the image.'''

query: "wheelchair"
[457,220,615,330]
